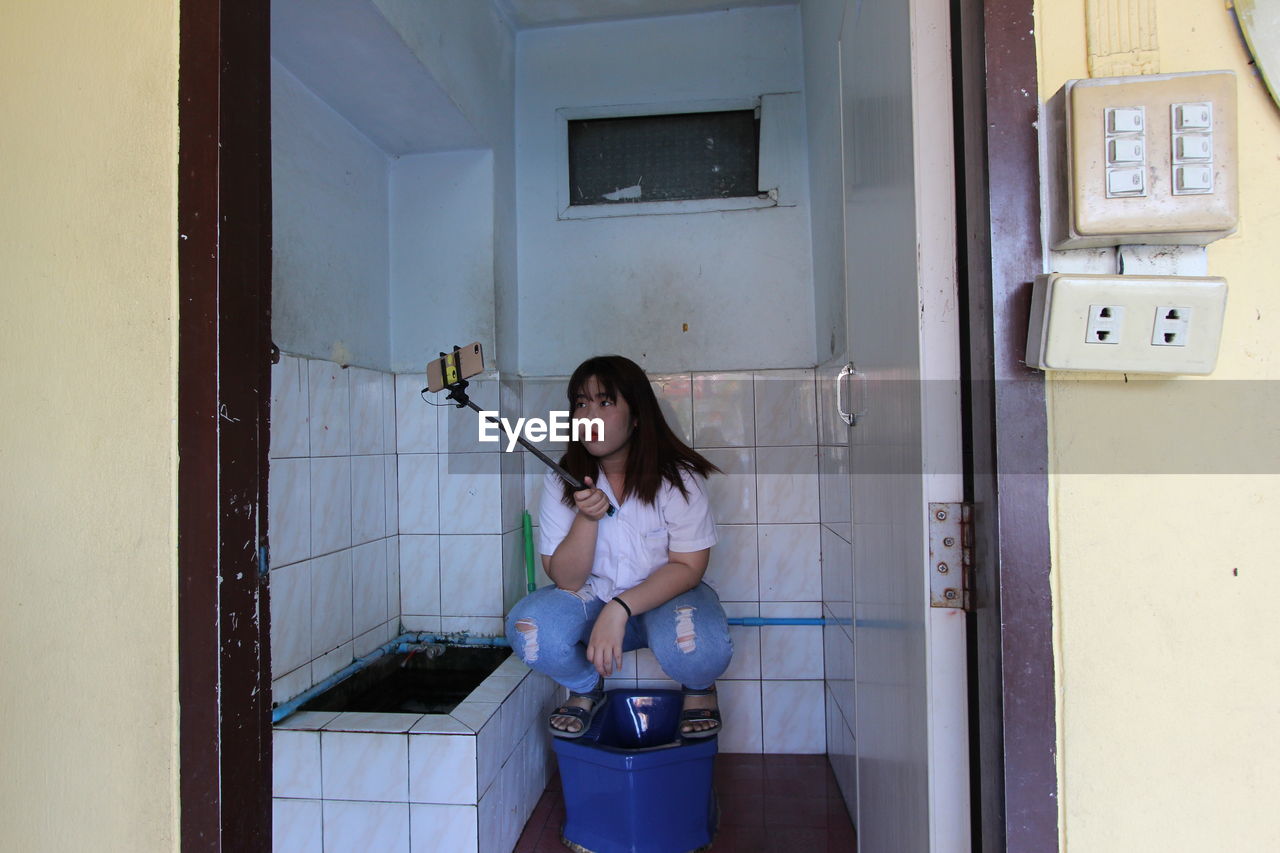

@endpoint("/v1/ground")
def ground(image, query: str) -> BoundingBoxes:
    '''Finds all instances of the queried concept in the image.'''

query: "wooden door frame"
[171,0,1058,849]
[953,0,1060,849]
[177,0,273,848]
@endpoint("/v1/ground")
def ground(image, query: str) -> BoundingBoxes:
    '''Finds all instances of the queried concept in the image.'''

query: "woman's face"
[573,375,635,461]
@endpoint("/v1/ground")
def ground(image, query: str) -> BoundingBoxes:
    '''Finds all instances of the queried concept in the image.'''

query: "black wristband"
[611,596,632,619]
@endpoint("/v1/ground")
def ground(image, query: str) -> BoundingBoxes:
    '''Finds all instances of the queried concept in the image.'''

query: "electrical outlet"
[1151,306,1191,346]
[1085,305,1125,344]
[1026,274,1228,374]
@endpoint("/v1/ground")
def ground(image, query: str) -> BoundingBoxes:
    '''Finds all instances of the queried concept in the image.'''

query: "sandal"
[679,685,722,739]
[548,678,607,739]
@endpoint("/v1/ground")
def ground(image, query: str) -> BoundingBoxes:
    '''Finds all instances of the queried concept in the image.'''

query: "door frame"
[177,0,273,848]
[953,0,1060,849]
[172,0,1057,849]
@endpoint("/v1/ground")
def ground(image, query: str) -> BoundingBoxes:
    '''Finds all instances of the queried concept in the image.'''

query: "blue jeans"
[505,582,733,695]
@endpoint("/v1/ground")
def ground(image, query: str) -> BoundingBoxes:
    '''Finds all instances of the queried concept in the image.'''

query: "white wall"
[375,0,518,372]
[272,59,391,370]
[801,0,848,363]
[515,6,815,375]
[390,150,495,372]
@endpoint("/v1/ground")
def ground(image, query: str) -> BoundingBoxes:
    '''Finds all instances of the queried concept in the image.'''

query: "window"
[567,110,761,206]
[555,94,803,220]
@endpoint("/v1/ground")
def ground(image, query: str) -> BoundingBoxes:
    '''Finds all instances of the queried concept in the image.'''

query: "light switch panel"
[1026,273,1228,374]
[1050,70,1238,248]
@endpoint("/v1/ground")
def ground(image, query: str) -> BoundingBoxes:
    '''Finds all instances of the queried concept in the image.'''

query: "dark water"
[299,645,511,715]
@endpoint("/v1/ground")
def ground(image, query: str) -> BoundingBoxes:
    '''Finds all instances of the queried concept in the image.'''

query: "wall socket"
[1151,306,1191,346]
[1086,305,1125,344]
[1027,274,1227,373]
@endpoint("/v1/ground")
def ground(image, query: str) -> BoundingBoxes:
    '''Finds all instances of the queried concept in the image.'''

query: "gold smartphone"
[426,342,484,392]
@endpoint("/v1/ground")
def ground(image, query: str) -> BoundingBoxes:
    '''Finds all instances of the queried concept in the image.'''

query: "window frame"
[555,95,799,220]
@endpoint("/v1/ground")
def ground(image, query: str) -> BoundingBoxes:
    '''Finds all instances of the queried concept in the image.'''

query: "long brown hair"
[559,355,720,507]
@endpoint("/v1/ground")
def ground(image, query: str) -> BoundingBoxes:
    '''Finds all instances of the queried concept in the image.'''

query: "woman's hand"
[586,600,628,677]
[573,477,610,521]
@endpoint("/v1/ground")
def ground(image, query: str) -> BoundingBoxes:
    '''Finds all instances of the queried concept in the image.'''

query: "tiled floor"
[515,754,857,852]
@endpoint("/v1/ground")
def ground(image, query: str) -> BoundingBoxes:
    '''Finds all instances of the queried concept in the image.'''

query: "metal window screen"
[567,110,760,206]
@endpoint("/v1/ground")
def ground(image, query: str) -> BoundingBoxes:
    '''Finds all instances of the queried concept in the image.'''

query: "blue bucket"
[552,689,718,853]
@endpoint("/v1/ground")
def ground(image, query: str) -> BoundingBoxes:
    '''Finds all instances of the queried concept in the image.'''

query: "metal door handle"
[836,363,859,426]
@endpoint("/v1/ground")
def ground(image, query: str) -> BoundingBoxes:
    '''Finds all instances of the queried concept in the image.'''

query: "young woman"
[505,355,732,739]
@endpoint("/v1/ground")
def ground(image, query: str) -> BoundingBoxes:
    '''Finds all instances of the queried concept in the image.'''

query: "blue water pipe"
[271,619,849,724]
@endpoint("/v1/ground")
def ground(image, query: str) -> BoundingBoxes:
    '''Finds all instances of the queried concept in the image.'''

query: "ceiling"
[272,0,485,156]
[491,0,796,30]
[272,0,797,156]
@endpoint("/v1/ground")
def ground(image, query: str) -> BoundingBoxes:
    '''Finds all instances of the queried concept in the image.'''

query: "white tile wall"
[310,456,352,555]
[758,524,822,601]
[314,641,354,683]
[273,729,322,799]
[310,550,353,658]
[650,372,694,444]
[704,524,759,602]
[756,445,820,523]
[692,372,755,447]
[273,798,322,853]
[397,453,439,535]
[410,804,478,853]
[754,368,818,446]
[308,360,351,457]
[350,454,386,544]
[399,534,440,619]
[271,560,311,676]
[271,356,403,709]
[349,366,386,456]
[269,457,310,566]
[271,357,311,459]
[760,602,824,679]
[716,679,764,754]
[699,447,756,524]
[409,733,477,805]
[323,800,410,853]
[322,731,409,802]
[351,540,387,636]
[395,373,438,453]
[439,535,504,618]
[438,452,502,534]
[762,679,826,754]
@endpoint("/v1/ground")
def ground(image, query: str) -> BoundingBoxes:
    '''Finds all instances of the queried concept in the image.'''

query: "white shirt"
[538,466,719,602]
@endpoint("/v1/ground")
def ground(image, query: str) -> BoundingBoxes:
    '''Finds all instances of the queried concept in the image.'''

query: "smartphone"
[426,342,485,392]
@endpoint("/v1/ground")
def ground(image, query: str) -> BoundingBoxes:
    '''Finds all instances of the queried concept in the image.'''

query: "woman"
[505,355,732,739]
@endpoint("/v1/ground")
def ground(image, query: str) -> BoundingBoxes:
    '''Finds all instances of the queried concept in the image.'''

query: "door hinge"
[929,502,972,610]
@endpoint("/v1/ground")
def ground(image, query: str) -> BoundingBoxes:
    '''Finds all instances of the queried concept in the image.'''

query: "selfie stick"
[443,379,616,517]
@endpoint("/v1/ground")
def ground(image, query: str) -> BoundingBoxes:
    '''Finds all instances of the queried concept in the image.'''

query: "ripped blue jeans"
[504,582,733,695]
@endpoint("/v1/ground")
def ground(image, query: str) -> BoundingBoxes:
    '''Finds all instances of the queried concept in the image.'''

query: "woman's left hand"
[586,602,628,677]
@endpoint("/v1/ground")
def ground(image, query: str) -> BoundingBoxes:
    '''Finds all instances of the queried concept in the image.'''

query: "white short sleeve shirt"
[538,466,718,602]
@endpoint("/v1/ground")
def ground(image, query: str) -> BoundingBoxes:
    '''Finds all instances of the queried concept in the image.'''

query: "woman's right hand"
[573,477,610,521]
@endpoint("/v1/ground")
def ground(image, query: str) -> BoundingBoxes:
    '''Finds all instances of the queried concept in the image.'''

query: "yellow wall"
[0,1,179,850]
[1037,2,1280,850]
